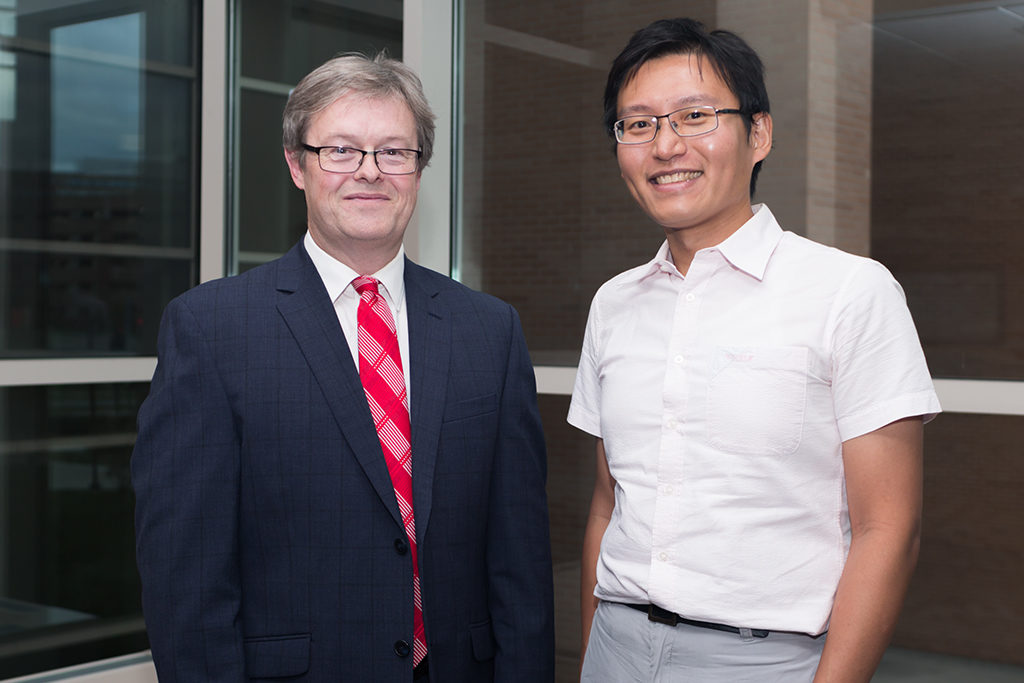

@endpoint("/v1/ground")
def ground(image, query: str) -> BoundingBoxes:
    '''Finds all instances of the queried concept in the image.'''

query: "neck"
[310,234,402,276]
[663,204,754,275]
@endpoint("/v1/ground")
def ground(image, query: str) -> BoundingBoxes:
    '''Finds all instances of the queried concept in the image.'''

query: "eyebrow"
[618,94,716,117]
[319,134,417,148]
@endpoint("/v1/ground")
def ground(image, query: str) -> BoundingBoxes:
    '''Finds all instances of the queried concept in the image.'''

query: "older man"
[133,53,554,682]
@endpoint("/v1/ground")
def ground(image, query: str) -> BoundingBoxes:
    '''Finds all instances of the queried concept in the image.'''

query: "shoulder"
[774,232,901,294]
[168,249,294,319]
[579,261,658,333]
[587,261,653,308]
[406,260,516,319]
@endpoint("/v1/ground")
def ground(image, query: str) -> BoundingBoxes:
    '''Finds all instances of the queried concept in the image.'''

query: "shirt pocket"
[705,346,808,456]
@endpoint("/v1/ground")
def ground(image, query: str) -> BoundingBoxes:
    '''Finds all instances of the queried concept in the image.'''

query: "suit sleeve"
[487,305,556,682]
[131,296,245,681]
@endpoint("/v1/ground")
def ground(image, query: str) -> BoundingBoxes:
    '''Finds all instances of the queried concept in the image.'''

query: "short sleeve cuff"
[837,390,942,442]
[567,400,601,438]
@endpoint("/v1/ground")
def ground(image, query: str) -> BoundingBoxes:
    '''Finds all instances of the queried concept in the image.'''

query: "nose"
[352,151,382,181]
[652,120,688,159]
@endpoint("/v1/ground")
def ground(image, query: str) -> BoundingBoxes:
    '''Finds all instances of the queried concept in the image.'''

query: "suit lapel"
[274,243,403,527]
[404,260,450,546]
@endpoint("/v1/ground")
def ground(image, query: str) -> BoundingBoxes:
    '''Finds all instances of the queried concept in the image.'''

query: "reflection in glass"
[0,1,197,358]
[234,0,402,272]
[871,3,1024,380]
[51,14,142,177]
[458,1,1024,677]
[0,383,149,678]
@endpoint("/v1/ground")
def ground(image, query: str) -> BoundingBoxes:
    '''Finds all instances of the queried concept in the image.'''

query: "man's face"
[285,93,420,265]
[615,53,771,241]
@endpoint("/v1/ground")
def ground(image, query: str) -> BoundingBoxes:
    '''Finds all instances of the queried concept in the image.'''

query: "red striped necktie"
[353,275,426,665]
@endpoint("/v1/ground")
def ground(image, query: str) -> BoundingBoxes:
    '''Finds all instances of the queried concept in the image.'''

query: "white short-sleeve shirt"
[567,204,940,635]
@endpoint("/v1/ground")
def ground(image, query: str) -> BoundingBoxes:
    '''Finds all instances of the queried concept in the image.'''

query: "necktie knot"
[353,275,379,297]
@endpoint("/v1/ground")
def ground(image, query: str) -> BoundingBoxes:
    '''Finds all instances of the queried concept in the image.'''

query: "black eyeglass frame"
[612,106,746,144]
[300,144,423,175]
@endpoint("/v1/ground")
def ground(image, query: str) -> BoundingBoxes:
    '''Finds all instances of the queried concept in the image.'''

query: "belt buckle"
[647,604,679,626]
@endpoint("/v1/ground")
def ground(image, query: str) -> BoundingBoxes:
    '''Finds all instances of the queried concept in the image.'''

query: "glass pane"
[458,0,1024,381]
[52,14,142,178]
[0,383,150,678]
[457,3,718,366]
[458,0,1024,676]
[538,394,594,681]
[2,250,190,355]
[896,412,1024,661]
[237,88,307,261]
[870,2,1024,380]
[0,1,198,358]
[234,0,403,272]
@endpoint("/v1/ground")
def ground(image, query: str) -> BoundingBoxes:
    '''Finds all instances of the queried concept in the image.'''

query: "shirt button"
[666,418,678,430]
[685,293,696,302]
[674,355,684,364]
[658,552,669,562]
[664,485,674,495]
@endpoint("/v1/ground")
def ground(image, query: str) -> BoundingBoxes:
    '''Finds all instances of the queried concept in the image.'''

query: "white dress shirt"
[304,232,412,400]
[568,204,940,635]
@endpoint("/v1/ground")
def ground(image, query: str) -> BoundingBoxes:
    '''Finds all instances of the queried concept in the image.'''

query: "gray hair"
[282,52,436,168]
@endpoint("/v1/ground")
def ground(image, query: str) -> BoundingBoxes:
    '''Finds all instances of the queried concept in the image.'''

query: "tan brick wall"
[720,0,873,254]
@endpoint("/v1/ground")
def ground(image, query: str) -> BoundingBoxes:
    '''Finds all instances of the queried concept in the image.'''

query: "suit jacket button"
[394,537,408,555]
[394,640,411,658]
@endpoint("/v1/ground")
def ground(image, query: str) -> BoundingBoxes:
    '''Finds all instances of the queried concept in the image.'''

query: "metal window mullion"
[199,0,229,283]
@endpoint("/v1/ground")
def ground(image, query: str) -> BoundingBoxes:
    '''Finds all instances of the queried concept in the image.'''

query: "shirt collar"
[635,203,784,283]
[713,204,783,281]
[303,232,406,310]
[640,240,682,280]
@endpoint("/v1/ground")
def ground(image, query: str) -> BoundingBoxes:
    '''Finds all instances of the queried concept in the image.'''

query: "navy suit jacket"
[132,242,555,681]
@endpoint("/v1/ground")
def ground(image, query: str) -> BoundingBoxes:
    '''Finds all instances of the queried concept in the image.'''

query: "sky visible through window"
[51,12,141,175]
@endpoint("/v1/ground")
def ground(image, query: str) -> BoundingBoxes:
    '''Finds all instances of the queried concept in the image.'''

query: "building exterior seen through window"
[1,0,197,675]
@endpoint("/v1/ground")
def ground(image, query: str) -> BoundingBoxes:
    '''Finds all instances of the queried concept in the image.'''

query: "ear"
[749,112,773,164]
[284,147,306,190]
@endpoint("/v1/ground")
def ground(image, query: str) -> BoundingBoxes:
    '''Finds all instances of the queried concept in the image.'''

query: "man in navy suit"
[132,53,555,682]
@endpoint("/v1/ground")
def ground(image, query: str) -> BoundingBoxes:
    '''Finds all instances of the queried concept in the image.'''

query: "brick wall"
[462,0,1024,672]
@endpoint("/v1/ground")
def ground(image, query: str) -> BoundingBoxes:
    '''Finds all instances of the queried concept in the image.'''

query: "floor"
[874,647,1024,682]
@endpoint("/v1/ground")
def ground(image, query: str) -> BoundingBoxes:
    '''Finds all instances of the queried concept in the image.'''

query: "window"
[455,0,1024,677]
[0,0,197,675]
[0,0,411,677]
[233,0,403,272]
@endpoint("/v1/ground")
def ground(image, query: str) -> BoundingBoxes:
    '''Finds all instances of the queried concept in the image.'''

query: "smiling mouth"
[652,171,702,185]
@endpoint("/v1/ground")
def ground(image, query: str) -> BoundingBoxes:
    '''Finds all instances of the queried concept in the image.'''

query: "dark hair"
[603,18,770,197]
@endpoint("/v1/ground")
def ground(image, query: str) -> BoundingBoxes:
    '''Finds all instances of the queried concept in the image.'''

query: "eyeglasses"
[301,144,422,175]
[613,105,744,144]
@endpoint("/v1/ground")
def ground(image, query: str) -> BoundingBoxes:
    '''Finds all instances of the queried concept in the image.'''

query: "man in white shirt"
[569,18,940,682]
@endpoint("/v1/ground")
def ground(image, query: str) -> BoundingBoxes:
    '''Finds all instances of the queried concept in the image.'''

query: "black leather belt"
[621,603,769,638]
